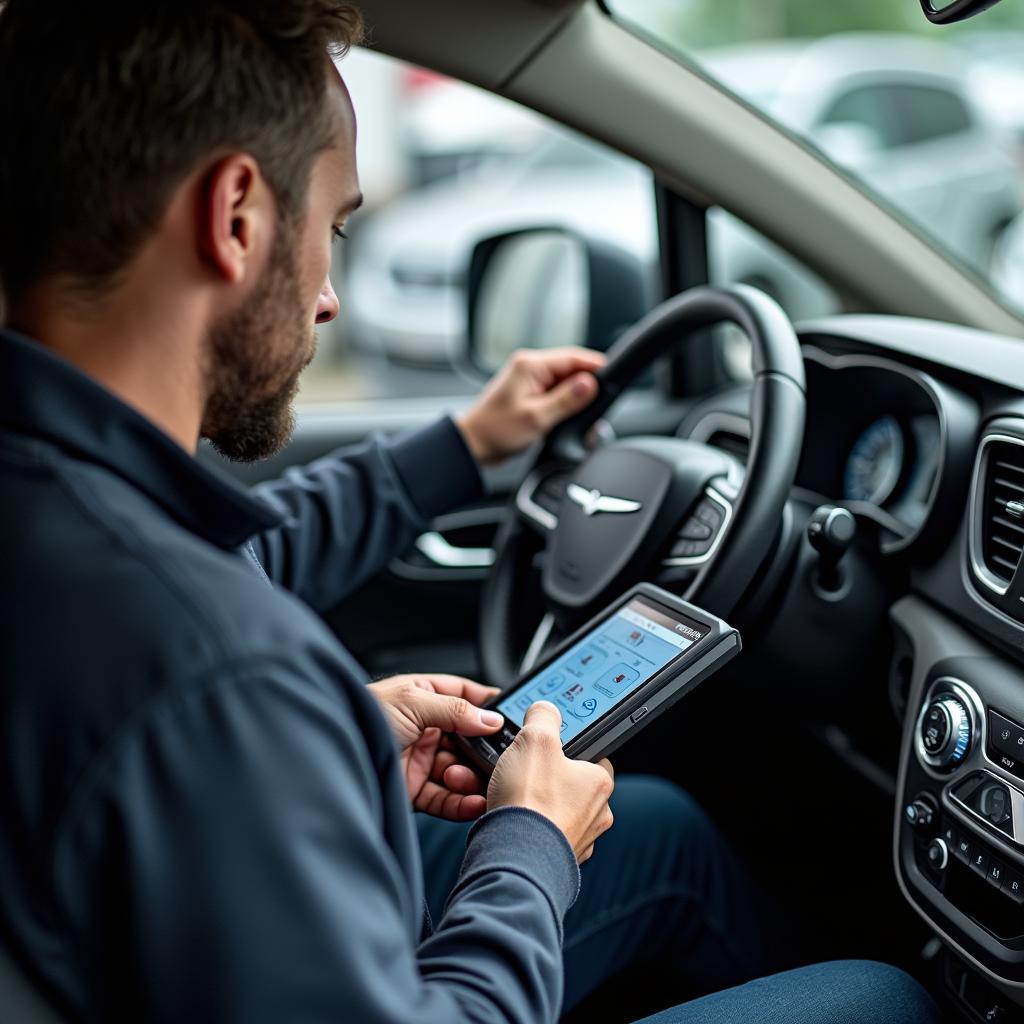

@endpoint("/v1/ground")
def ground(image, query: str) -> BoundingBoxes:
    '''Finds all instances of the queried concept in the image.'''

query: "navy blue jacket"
[0,329,580,1023]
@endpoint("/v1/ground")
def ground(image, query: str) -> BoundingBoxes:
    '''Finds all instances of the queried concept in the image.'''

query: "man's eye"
[332,226,348,244]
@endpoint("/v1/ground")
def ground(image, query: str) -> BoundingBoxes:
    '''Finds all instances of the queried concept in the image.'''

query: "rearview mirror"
[920,0,1005,23]
[465,227,649,376]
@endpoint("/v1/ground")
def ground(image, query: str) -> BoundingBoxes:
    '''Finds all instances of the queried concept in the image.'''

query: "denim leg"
[417,775,791,1013]
[632,960,942,1024]
[558,775,788,1010]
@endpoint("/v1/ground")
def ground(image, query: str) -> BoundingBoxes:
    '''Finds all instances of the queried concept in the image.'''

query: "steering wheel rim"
[479,284,806,688]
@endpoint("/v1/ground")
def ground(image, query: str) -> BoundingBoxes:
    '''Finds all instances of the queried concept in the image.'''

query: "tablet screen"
[495,597,709,744]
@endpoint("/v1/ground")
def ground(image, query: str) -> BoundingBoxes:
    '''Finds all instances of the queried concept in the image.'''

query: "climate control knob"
[918,696,972,768]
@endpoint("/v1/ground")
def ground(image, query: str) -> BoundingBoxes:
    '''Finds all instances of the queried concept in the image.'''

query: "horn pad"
[542,437,730,618]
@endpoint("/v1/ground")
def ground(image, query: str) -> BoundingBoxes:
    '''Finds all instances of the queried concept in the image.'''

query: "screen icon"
[572,697,598,719]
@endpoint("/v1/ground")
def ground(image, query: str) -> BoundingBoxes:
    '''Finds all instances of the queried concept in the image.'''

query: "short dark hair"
[0,1,364,310]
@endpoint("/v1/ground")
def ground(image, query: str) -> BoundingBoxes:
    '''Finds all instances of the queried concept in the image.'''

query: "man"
[0,3,940,1022]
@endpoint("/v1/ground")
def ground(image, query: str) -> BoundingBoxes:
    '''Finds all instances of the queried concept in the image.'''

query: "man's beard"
[201,225,315,463]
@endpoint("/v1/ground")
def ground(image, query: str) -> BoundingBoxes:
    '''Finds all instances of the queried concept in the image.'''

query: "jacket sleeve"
[51,660,579,1024]
[248,417,484,610]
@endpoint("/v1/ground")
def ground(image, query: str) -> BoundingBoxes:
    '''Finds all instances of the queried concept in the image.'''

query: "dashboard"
[678,312,1024,1018]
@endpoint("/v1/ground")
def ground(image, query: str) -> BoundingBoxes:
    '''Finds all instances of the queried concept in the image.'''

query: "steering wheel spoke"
[514,462,575,534]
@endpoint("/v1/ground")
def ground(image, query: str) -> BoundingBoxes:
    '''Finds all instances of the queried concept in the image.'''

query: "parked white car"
[346,34,1023,364]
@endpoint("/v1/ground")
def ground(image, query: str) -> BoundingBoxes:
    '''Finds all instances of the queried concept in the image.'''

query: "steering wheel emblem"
[567,483,642,517]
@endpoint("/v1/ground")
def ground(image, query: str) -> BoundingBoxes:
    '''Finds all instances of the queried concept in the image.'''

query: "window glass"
[603,0,1024,316]
[300,49,659,404]
[820,86,900,149]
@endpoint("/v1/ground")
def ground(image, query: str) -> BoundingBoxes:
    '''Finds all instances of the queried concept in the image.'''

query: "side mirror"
[464,227,650,376]
[811,122,883,168]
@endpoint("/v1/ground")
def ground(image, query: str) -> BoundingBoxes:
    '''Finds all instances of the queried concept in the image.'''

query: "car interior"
[6,0,1024,1021]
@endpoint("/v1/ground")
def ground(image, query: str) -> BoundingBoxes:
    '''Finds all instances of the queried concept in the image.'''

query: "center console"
[893,597,1024,1017]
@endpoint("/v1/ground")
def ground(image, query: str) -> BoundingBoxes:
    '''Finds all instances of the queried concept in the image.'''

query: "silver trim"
[662,486,734,568]
[948,769,1024,847]
[516,467,560,531]
[684,411,751,446]
[927,838,949,871]
[520,613,555,675]
[967,431,1024,598]
[914,677,985,779]
[414,532,495,570]
[914,695,969,770]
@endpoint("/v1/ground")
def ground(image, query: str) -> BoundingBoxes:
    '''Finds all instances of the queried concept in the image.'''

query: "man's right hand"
[487,701,615,863]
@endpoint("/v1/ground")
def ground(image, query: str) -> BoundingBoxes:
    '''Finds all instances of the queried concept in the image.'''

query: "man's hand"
[368,674,503,821]
[456,347,606,466]
[488,702,615,864]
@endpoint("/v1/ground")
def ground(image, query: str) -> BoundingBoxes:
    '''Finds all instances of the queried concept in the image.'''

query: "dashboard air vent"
[973,434,1024,594]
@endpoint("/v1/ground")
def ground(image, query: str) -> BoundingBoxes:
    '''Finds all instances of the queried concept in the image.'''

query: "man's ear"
[199,154,273,285]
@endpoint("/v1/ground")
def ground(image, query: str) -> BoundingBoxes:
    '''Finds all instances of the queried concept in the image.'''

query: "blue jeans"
[417,775,942,1024]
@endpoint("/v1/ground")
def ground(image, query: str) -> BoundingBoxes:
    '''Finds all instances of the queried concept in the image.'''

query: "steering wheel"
[479,284,806,687]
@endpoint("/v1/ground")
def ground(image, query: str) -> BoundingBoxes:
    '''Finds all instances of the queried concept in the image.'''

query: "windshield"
[603,0,1024,316]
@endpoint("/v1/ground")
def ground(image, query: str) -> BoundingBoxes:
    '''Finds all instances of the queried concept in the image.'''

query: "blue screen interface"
[496,598,708,744]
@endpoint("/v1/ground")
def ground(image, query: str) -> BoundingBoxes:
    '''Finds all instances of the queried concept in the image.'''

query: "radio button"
[988,859,1007,889]
[970,848,990,878]
[989,710,1024,761]
[954,835,973,864]
[1001,870,1024,904]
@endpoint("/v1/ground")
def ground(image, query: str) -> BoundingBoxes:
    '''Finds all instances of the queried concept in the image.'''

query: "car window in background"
[603,0,1024,321]
[299,49,660,404]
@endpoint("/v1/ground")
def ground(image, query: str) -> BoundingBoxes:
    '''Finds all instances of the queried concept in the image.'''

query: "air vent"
[971,432,1024,597]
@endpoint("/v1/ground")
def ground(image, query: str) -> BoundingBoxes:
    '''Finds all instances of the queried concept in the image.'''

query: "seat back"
[0,943,64,1024]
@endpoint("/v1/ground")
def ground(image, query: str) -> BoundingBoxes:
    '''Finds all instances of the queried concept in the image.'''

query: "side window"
[889,83,973,146]
[708,208,839,380]
[819,85,899,150]
[299,49,659,404]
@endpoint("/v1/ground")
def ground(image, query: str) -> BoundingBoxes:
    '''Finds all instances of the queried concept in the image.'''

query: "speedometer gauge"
[843,416,905,505]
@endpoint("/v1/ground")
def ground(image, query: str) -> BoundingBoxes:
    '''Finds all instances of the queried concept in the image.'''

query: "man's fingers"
[442,762,484,795]
[521,700,563,736]
[596,758,615,782]
[422,674,502,709]
[530,372,599,433]
[521,347,606,382]
[409,688,504,736]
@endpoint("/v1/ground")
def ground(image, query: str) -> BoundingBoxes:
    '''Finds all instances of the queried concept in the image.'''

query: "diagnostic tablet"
[456,583,741,774]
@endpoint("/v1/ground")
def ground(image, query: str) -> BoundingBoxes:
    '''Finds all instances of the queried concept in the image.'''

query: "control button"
[630,706,649,724]
[670,539,702,558]
[476,739,499,764]
[970,848,990,878]
[922,703,950,753]
[1001,869,1024,905]
[989,710,1024,760]
[926,839,949,871]
[954,834,973,864]
[988,859,1007,889]
[994,752,1020,775]
[694,500,723,528]
[941,820,958,847]
[679,518,713,541]
[904,797,935,831]
[918,696,972,768]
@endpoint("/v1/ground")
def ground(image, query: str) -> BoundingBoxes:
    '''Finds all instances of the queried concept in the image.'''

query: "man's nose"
[316,275,340,325]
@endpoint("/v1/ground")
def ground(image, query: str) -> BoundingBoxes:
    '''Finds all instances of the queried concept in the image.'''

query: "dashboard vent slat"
[979,439,1024,588]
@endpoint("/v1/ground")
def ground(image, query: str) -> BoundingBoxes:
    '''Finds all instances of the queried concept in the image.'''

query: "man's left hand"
[368,674,503,821]
[456,347,606,466]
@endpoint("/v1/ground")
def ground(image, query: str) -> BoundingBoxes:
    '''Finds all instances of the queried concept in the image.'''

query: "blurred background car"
[341,32,1023,367]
